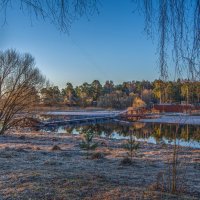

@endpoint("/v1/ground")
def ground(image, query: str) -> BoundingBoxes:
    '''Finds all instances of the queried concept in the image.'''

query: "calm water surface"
[36,119,200,148]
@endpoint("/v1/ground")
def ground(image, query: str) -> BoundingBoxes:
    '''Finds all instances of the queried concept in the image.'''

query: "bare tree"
[0,49,45,134]
[0,0,99,32]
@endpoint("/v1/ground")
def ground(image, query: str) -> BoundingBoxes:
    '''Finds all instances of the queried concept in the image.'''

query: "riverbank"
[0,131,199,199]
[31,106,115,113]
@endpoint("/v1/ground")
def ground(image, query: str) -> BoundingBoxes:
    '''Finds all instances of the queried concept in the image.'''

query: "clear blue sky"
[0,0,167,88]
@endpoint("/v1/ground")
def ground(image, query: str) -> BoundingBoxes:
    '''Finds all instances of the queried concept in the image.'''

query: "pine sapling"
[123,132,140,161]
[79,131,98,158]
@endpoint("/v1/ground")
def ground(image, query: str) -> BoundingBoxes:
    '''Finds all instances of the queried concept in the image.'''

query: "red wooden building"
[153,104,194,113]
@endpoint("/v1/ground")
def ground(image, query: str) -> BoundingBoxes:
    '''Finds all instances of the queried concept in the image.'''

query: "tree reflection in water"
[37,121,200,148]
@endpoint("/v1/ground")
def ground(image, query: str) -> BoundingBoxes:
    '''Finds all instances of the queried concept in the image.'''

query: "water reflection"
[36,121,200,148]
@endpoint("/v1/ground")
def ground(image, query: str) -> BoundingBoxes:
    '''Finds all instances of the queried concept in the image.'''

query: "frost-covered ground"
[140,115,200,125]
[0,131,199,199]
[44,110,122,116]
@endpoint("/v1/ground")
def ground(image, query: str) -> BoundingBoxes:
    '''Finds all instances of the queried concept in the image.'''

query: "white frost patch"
[140,115,200,125]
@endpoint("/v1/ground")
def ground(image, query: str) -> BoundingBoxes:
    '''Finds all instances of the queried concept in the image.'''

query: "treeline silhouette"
[39,79,200,108]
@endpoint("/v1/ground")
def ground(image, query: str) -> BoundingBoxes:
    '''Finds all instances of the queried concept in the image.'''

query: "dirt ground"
[0,131,199,200]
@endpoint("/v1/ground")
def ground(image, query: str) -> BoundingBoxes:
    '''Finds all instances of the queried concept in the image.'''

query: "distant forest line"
[39,79,200,109]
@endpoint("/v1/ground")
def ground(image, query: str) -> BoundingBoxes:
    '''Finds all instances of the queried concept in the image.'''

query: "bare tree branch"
[0,49,45,134]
